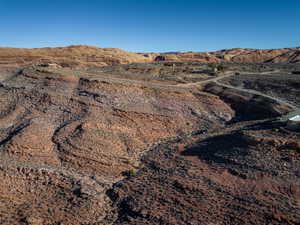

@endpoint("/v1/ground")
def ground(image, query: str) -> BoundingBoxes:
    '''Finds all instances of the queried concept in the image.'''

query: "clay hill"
[160,47,300,64]
[0,45,151,68]
[0,46,300,225]
[0,45,299,68]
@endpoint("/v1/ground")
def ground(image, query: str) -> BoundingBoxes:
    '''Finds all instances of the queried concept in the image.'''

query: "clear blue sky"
[0,0,299,52]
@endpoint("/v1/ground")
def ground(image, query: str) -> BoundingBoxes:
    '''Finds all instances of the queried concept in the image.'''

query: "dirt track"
[177,69,299,112]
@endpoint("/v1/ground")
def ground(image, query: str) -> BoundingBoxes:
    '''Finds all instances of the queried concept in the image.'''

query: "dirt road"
[178,70,299,112]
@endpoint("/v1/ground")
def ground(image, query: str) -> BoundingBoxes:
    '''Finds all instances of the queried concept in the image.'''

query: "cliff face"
[0,45,299,68]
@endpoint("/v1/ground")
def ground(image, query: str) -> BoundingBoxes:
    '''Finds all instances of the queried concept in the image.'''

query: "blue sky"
[0,0,299,52]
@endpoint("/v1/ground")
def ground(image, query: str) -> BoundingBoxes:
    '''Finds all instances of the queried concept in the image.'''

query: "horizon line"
[0,44,299,54]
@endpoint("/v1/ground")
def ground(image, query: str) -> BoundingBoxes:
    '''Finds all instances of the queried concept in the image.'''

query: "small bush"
[216,64,227,71]
[128,169,137,177]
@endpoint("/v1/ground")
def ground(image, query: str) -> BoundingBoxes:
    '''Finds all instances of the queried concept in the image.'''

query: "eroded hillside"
[0,65,233,224]
[0,62,299,225]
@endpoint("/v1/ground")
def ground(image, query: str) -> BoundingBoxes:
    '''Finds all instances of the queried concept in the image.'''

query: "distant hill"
[158,47,300,64]
[0,45,299,68]
[0,45,152,68]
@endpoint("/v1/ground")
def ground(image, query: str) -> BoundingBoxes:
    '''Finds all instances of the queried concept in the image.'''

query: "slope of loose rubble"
[0,62,299,225]
[0,65,233,225]
[110,126,300,225]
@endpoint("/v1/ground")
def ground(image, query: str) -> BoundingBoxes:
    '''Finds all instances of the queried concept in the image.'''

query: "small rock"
[26,216,44,225]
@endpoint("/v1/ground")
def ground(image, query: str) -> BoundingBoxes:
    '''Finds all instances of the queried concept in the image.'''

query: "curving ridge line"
[213,79,299,111]
[178,70,299,112]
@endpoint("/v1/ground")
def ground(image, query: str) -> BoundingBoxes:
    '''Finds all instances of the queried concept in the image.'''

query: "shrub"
[216,64,227,71]
[128,169,137,177]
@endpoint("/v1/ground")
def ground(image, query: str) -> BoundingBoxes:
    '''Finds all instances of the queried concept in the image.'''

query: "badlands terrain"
[0,46,299,225]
